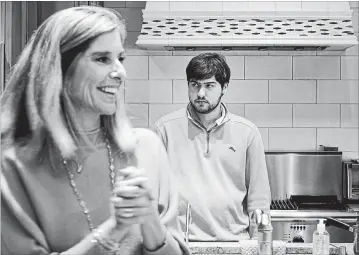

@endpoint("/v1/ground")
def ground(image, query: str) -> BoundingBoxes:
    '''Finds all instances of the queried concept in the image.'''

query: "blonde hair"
[1,6,136,158]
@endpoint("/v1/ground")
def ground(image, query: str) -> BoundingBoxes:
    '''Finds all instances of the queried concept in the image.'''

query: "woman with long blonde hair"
[1,6,190,255]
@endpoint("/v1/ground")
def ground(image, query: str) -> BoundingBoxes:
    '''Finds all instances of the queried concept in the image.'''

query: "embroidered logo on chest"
[229,146,236,152]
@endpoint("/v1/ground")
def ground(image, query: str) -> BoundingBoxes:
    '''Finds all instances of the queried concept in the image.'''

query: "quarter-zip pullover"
[153,103,271,241]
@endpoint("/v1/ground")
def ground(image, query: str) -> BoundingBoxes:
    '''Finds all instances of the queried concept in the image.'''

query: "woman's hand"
[111,167,158,226]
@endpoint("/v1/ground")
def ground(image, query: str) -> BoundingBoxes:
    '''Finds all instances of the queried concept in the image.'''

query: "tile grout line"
[171,79,174,103]
[340,55,342,80]
[267,80,269,103]
[243,56,246,80]
[291,56,294,80]
[316,128,318,149]
[147,103,149,128]
[340,104,342,128]
[292,104,294,128]
[316,80,318,104]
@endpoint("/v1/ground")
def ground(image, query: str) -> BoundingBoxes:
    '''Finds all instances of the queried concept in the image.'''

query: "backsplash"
[105,1,359,159]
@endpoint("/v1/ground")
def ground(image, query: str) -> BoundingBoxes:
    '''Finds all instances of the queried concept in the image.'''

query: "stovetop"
[271,195,348,211]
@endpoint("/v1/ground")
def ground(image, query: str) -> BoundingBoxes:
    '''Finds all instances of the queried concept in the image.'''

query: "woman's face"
[66,29,126,116]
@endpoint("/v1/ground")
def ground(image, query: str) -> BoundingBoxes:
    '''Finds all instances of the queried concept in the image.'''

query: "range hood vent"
[166,46,328,51]
[136,1,358,51]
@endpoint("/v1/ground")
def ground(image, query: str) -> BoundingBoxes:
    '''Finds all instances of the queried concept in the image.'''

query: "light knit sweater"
[153,103,271,241]
[1,128,190,255]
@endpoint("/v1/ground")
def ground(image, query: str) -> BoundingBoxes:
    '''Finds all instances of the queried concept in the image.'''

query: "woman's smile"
[97,86,120,95]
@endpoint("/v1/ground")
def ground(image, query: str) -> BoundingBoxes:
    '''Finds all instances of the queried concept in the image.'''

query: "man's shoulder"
[227,113,259,133]
[154,107,187,128]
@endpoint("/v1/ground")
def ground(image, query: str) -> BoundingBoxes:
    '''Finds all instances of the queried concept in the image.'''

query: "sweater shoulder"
[154,108,187,128]
[228,113,260,134]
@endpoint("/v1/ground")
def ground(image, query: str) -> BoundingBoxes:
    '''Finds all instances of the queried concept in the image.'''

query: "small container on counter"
[258,213,273,255]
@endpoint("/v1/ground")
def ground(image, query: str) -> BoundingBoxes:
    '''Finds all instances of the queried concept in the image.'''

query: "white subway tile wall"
[125,80,172,103]
[226,104,245,117]
[269,128,317,150]
[149,104,187,126]
[149,56,192,80]
[293,104,341,127]
[107,2,359,158]
[317,80,358,103]
[223,80,268,103]
[317,128,359,152]
[172,80,188,103]
[225,57,245,79]
[245,104,293,127]
[341,56,359,80]
[341,104,359,128]
[123,56,148,79]
[293,56,340,80]
[245,56,292,80]
[269,80,316,103]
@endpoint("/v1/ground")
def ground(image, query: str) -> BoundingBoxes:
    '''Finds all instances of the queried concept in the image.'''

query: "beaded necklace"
[62,134,119,254]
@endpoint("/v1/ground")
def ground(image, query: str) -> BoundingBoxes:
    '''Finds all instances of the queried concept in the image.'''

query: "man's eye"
[96,57,110,63]
[118,57,125,63]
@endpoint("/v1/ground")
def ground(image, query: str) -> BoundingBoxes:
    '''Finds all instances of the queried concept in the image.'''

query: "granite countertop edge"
[189,242,354,254]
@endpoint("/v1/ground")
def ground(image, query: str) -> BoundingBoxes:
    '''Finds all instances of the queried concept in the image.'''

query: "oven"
[343,160,359,203]
[266,151,357,243]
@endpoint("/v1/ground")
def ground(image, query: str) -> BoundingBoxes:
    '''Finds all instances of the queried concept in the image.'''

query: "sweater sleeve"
[1,150,59,255]
[245,127,271,235]
[140,130,190,255]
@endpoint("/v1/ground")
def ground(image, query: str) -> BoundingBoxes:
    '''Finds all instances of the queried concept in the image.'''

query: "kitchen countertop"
[189,242,354,254]
[271,210,358,219]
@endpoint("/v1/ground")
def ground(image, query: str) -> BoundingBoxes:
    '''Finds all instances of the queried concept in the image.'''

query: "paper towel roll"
[239,240,286,255]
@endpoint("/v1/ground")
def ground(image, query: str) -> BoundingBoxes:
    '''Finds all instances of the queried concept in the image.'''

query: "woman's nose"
[110,60,127,80]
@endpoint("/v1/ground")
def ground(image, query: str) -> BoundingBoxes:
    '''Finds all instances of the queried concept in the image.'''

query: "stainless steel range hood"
[136,1,358,51]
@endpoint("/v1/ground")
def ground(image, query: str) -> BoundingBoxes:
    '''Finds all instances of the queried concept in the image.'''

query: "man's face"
[188,76,227,114]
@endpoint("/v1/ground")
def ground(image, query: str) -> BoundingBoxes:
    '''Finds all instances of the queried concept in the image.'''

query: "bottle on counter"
[312,219,330,255]
[258,212,273,255]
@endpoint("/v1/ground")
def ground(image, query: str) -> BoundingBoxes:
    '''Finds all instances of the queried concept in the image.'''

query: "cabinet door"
[1,2,34,91]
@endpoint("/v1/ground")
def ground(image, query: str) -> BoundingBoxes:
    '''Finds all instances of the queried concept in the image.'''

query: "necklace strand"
[62,134,118,253]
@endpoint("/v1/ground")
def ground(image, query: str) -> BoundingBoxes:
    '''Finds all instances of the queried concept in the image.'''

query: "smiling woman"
[1,5,190,255]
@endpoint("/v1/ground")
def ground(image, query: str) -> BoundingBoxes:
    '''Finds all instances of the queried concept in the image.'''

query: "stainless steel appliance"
[266,151,357,243]
[343,160,359,203]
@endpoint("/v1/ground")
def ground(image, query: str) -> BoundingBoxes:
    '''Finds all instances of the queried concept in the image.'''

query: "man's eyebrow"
[190,81,217,84]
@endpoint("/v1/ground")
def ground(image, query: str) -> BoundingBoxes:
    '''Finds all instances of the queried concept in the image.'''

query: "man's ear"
[222,83,228,94]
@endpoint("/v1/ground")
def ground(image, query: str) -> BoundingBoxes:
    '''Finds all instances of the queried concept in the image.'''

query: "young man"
[153,53,271,241]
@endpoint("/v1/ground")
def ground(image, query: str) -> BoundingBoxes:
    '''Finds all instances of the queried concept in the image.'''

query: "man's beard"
[190,95,223,114]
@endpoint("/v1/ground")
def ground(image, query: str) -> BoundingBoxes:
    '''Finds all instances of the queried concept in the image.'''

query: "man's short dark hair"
[186,53,231,88]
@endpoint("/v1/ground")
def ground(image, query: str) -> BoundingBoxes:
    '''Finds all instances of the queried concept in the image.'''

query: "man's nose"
[197,87,206,98]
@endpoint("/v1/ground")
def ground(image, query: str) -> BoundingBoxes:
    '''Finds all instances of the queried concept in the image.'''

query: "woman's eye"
[96,57,110,64]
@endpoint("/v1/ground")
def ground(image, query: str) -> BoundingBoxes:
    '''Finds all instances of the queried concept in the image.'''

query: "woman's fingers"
[117,176,148,188]
[116,167,143,181]
[113,185,147,198]
[111,196,151,208]
[115,207,152,218]
[114,167,155,200]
